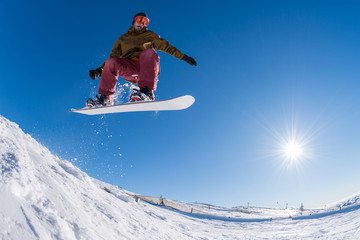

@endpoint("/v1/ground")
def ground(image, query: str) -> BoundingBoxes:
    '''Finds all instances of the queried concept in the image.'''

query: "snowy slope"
[1,114,360,240]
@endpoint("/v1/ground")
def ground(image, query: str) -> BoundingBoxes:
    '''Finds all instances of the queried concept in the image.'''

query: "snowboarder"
[87,12,198,107]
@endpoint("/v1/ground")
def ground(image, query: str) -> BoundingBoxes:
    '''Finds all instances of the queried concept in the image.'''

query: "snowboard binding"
[87,95,113,107]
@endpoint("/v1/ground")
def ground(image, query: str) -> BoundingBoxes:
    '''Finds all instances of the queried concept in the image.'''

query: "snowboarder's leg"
[138,49,160,91]
[99,57,139,97]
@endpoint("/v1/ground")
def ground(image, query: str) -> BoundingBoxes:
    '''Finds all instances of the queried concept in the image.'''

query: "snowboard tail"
[70,95,195,115]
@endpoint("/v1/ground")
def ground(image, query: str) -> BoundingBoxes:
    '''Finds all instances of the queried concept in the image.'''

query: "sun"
[267,124,311,168]
[253,105,321,171]
[283,141,303,161]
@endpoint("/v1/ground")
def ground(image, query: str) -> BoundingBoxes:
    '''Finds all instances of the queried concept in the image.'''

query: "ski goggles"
[134,16,150,27]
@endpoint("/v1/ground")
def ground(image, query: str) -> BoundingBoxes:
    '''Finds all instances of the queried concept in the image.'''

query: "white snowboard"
[70,95,195,115]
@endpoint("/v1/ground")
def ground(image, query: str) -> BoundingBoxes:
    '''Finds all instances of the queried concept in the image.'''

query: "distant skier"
[87,12,198,107]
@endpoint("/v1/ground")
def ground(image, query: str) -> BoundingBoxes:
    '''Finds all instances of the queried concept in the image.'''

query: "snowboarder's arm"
[98,37,123,69]
[152,33,197,66]
[152,34,184,60]
[109,37,123,58]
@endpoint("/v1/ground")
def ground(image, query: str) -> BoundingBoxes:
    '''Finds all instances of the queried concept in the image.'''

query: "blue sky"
[1,0,360,208]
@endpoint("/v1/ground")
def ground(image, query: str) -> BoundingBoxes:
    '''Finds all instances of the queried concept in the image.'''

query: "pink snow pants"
[98,49,160,97]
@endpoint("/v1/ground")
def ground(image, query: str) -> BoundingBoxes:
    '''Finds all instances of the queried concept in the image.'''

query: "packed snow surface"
[1,115,360,239]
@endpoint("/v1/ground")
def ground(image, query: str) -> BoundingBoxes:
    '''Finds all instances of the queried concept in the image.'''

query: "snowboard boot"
[87,95,114,107]
[130,86,155,102]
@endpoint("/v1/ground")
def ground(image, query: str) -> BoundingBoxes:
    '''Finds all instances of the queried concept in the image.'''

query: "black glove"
[182,54,198,66]
[89,67,103,80]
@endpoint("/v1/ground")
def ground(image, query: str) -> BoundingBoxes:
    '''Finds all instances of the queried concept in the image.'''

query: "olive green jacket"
[101,27,185,68]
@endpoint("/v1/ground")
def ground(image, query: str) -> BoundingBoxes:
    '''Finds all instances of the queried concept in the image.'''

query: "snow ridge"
[0,115,132,239]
